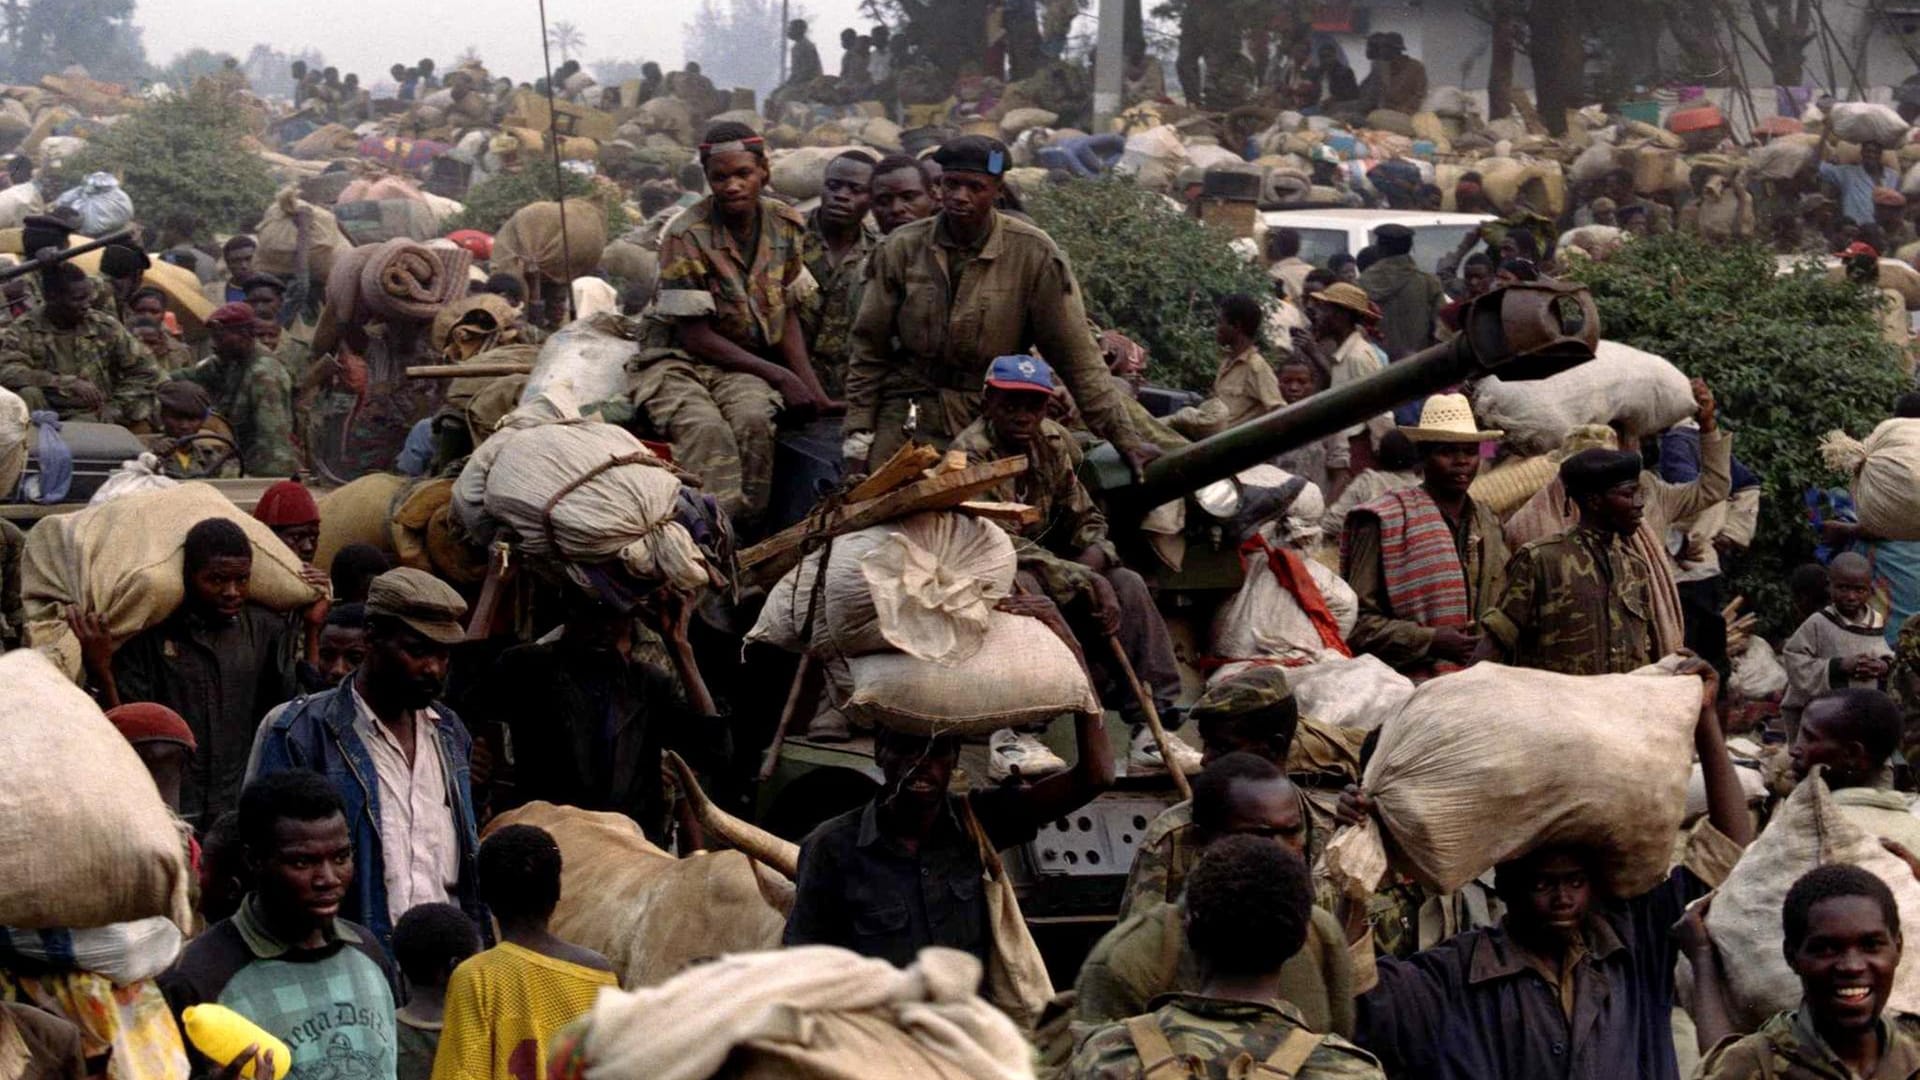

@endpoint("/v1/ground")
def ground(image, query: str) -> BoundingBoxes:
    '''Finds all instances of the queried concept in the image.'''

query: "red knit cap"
[253,480,320,527]
[106,703,196,751]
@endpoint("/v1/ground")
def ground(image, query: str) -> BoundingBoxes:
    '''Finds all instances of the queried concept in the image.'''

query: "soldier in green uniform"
[799,151,879,398]
[0,263,162,430]
[1069,834,1385,1079]
[96,242,151,322]
[1690,864,1920,1079]
[643,120,833,532]
[950,355,1187,772]
[1479,448,1655,676]
[842,135,1153,474]
[172,303,297,477]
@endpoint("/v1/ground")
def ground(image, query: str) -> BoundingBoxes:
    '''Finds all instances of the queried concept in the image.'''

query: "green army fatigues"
[174,348,297,478]
[1696,1008,1920,1079]
[0,307,163,428]
[799,209,878,399]
[845,211,1146,463]
[645,195,809,526]
[1069,995,1382,1080]
[1481,525,1655,676]
[950,415,1116,602]
[1075,899,1356,1040]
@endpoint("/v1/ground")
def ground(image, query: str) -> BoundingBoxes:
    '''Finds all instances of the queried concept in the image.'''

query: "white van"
[1259,208,1497,274]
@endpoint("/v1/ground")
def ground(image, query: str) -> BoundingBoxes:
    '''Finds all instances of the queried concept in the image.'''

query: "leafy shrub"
[1565,234,1909,631]
[61,85,275,235]
[447,167,628,236]
[1025,178,1272,392]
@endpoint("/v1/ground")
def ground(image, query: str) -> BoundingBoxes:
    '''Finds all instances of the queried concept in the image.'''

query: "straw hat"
[1400,393,1504,444]
[1307,282,1381,323]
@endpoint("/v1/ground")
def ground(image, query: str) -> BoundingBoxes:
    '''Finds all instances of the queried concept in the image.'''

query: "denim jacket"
[253,681,485,954]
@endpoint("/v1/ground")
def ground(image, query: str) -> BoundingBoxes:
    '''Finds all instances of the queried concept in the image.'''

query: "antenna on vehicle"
[535,0,576,322]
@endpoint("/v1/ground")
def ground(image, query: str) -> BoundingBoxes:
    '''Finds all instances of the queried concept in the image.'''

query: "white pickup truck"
[1260,207,1496,274]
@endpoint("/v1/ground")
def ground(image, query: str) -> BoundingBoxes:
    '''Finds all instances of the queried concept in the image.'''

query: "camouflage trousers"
[636,358,782,528]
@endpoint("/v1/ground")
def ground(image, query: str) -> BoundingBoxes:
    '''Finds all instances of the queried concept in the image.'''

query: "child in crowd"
[393,904,481,1080]
[1783,553,1894,736]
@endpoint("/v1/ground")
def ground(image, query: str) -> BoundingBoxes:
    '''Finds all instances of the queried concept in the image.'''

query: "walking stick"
[759,653,817,782]
[1107,635,1191,801]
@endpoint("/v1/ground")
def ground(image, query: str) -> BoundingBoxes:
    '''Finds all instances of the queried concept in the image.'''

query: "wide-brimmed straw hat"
[1307,282,1381,323]
[1399,393,1504,444]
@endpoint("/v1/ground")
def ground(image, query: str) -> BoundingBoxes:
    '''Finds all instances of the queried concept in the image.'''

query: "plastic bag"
[89,453,179,505]
[520,312,640,411]
[1281,654,1414,731]
[52,173,134,235]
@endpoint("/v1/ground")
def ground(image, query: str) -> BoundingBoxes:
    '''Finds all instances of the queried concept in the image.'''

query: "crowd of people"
[4,14,1920,1080]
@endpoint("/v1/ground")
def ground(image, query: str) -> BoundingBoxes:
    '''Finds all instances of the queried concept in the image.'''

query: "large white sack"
[1729,637,1789,702]
[840,610,1099,736]
[463,412,709,590]
[88,453,178,505]
[1472,340,1695,455]
[51,172,134,235]
[1829,102,1911,146]
[1707,770,1920,1028]
[1752,133,1822,182]
[21,483,322,679]
[1282,654,1415,732]
[770,146,857,201]
[0,650,194,932]
[1325,662,1701,898]
[0,178,44,229]
[1184,142,1245,171]
[1822,419,1920,541]
[520,311,639,409]
[0,917,183,985]
[1117,125,1186,193]
[0,385,26,496]
[1210,541,1357,668]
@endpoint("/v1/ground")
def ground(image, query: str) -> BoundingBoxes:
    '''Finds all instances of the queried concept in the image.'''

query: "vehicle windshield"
[1292,228,1352,266]
[1378,224,1482,276]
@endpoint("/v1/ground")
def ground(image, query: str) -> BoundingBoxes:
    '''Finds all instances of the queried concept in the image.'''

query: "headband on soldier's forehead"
[699,137,766,159]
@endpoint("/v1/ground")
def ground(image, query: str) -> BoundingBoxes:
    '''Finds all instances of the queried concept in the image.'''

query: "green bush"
[1024,178,1272,392]
[446,167,629,237]
[1564,234,1909,632]
[62,85,275,235]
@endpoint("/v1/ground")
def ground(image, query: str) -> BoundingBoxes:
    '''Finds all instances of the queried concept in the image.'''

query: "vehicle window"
[1292,228,1351,267]
[1377,224,1482,276]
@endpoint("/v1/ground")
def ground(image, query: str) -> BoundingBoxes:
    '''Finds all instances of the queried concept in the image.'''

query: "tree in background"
[547,21,586,63]
[161,48,239,89]
[56,83,273,234]
[684,0,808,102]
[240,44,325,99]
[1,0,150,83]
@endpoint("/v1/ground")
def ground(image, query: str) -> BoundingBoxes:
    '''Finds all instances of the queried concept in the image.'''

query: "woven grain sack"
[1632,146,1682,195]
[1829,102,1912,146]
[0,385,26,497]
[1476,157,1530,211]
[314,472,407,571]
[770,146,855,200]
[1324,662,1701,899]
[1409,111,1451,152]
[999,106,1058,135]
[1826,259,1920,309]
[22,483,321,680]
[635,96,694,144]
[0,650,194,932]
[1282,654,1414,732]
[1707,770,1920,1028]
[1752,133,1822,181]
[390,478,487,586]
[1469,453,1561,516]
[1569,142,1625,184]
[254,186,346,282]
[1822,419,1920,541]
[493,199,606,284]
[1365,109,1416,137]
[1473,340,1695,455]
[1625,118,1685,150]
[841,610,1099,736]
[1118,124,1187,193]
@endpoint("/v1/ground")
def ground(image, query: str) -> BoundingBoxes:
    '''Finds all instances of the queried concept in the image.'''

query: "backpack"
[1124,1014,1325,1079]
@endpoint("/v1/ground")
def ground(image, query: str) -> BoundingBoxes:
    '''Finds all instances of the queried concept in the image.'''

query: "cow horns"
[665,750,800,878]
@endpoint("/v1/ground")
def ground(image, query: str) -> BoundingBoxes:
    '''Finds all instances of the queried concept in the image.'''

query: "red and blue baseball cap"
[985,354,1055,393]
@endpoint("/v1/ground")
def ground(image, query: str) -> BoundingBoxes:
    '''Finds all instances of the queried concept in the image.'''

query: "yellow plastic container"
[181,1005,292,1080]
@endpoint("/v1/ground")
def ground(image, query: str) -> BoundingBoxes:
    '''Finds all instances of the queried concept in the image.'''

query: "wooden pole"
[405,362,535,378]
[759,654,817,782]
[1107,635,1191,800]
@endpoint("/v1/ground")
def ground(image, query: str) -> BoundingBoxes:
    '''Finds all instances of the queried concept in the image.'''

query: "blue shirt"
[1818,160,1899,225]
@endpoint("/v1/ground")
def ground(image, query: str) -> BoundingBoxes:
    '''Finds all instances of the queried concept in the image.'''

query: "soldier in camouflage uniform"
[643,120,832,531]
[1069,836,1383,1080]
[1480,448,1655,675]
[1691,864,1920,1080]
[799,151,879,399]
[950,355,1183,767]
[0,263,162,430]
[842,135,1152,473]
[171,303,297,477]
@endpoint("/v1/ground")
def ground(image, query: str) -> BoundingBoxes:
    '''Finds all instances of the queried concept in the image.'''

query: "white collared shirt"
[350,687,460,924]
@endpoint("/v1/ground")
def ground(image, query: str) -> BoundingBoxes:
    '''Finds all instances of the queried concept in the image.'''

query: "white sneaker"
[989,729,1067,781]
[1128,727,1204,776]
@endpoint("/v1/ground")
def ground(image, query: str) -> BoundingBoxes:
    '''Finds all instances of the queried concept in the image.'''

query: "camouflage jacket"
[951,415,1117,603]
[0,307,162,427]
[1481,525,1654,676]
[653,195,814,357]
[174,348,297,478]
[1697,1008,1920,1079]
[799,208,879,397]
[1069,994,1383,1080]
[1893,616,1920,767]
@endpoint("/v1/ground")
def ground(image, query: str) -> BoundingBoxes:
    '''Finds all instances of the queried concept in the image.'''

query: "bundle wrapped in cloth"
[564,946,1036,1080]
[1472,340,1695,455]
[253,186,348,281]
[1707,769,1920,1027]
[747,513,1095,736]
[21,483,323,679]
[1325,661,1702,899]
[453,394,715,591]
[1822,418,1920,540]
[520,312,640,412]
[492,198,606,284]
[0,649,195,933]
[326,237,472,325]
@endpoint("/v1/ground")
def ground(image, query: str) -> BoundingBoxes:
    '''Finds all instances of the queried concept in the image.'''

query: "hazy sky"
[132,0,872,85]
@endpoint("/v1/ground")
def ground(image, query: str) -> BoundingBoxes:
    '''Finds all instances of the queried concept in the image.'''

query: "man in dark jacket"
[253,568,484,954]
[1356,223,1445,360]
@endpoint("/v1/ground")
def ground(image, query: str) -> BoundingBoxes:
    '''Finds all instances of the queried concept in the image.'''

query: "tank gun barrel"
[1113,281,1601,517]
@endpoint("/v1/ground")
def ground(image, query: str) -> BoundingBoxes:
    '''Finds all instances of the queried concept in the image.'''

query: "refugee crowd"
[4,13,1920,1080]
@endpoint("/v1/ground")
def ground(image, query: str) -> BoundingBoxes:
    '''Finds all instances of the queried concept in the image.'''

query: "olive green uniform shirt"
[1069,994,1384,1079]
[0,307,162,427]
[1696,1007,1920,1079]
[174,348,298,477]
[950,415,1117,603]
[1482,525,1655,676]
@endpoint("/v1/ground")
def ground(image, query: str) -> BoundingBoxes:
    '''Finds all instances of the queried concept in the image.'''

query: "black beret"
[1559,448,1643,496]
[21,214,70,258]
[932,135,1010,177]
[99,243,151,279]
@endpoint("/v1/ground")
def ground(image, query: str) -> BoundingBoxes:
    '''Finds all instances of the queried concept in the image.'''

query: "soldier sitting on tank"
[0,262,162,430]
[949,354,1200,776]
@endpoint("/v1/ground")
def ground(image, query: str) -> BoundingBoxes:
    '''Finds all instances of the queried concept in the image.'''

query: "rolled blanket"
[330,239,471,325]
